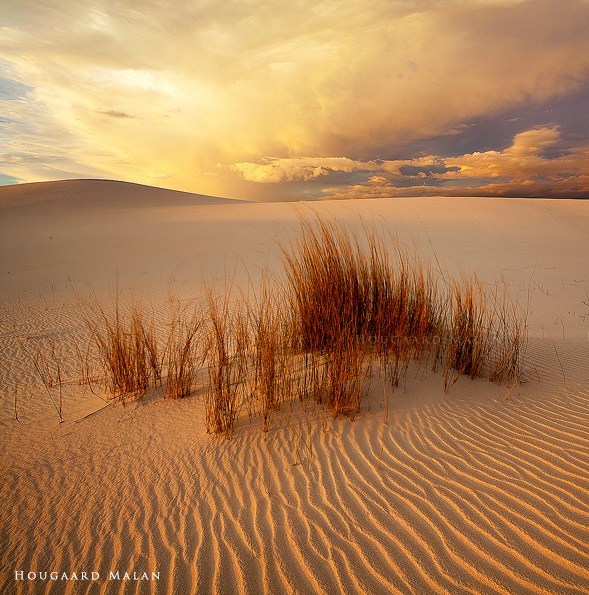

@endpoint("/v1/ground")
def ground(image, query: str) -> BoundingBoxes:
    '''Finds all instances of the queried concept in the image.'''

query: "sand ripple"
[2,350,588,595]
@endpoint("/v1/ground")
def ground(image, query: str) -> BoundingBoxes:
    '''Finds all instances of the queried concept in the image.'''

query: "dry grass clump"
[248,284,293,431]
[80,215,526,434]
[323,331,368,419]
[283,217,445,399]
[283,216,525,411]
[203,284,295,436]
[486,279,527,384]
[84,291,207,404]
[284,219,443,355]
[368,241,443,388]
[442,276,526,390]
[164,301,204,399]
[367,235,442,361]
[443,278,489,388]
[284,218,368,352]
[204,291,250,436]
[85,298,160,404]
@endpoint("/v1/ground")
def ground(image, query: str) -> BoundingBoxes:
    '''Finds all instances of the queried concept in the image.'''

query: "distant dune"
[0,179,244,211]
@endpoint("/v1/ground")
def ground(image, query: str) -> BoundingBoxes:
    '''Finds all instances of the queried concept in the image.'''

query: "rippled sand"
[1,180,588,594]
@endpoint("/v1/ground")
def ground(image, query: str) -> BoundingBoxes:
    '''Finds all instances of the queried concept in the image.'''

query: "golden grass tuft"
[204,290,250,436]
[84,298,159,404]
[248,283,293,431]
[82,215,527,433]
[164,301,203,399]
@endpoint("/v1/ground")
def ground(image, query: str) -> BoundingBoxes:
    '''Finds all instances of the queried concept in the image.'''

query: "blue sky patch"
[0,173,21,185]
[0,74,33,101]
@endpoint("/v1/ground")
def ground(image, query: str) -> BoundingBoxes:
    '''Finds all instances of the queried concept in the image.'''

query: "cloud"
[231,157,379,183]
[98,110,136,119]
[317,127,589,199]
[443,127,588,180]
[231,155,466,184]
[229,126,588,198]
[507,128,561,157]
[0,0,588,198]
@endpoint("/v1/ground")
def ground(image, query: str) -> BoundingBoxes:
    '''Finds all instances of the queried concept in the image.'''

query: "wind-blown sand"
[1,180,588,594]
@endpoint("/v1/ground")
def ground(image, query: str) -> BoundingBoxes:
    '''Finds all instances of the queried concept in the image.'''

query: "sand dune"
[0,179,243,210]
[1,181,588,594]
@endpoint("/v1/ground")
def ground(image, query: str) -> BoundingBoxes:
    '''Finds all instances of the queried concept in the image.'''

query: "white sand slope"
[0,178,243,209]
[1,180,588,594]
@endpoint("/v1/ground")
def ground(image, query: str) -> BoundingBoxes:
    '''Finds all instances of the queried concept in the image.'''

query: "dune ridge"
[0,179,243,210]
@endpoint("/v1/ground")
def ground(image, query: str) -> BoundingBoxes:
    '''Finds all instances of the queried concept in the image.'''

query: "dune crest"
[0,179,243,210]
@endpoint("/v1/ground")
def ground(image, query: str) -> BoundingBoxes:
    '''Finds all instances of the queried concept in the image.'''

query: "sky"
[1,0,588,201]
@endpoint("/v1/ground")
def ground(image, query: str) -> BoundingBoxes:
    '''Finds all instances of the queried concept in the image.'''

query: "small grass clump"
[443,278,489,388]
[85,298,160,404]
[204,291,250,436]
[323,331,368,419]
[248,284,293,431]
[84,293,207,404]
[164,302,203,399]
[442,276,526,390]
[486,279,527,384]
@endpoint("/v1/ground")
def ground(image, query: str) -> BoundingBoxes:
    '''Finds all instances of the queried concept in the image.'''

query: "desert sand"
[1,180,588,594]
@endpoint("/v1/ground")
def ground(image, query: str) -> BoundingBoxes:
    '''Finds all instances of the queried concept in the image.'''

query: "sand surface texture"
[1,181,588,594]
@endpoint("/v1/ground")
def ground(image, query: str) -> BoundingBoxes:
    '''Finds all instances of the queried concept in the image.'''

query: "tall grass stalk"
[164,302,203,399]
[84,297,160,404]
[324,332,368,419]
[248,282,292,431]
[204,290,250,436]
